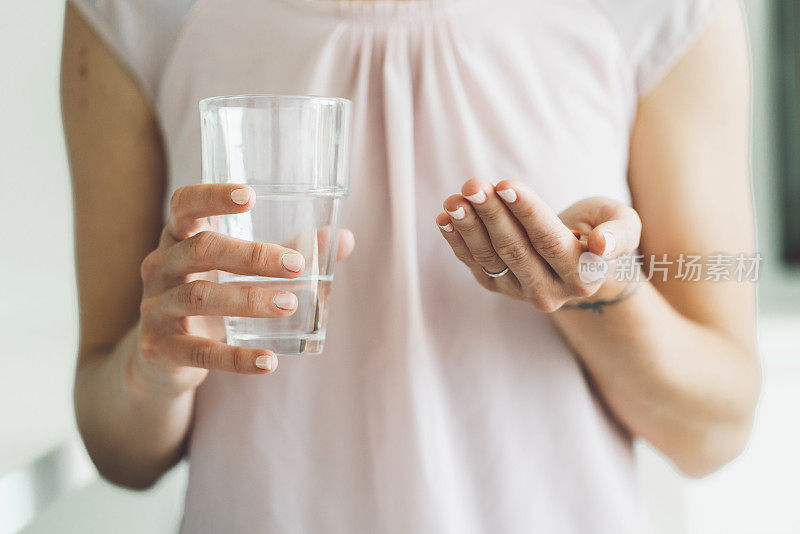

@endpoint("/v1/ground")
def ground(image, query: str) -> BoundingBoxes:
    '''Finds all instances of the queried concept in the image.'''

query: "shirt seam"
[67,0,156,108]
[156,0,216,106]
[584,0,638,94]
[582,0,639,132]
[637,0,730,97]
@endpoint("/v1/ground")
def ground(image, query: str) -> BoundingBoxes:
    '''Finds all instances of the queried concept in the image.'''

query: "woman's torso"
[157,2,643,532]
[71,0,724,530]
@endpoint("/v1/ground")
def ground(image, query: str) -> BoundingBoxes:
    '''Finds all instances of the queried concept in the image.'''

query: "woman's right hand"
[132,184,311,396]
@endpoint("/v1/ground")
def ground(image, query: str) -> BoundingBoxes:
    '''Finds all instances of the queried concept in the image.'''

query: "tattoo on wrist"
[560,281,641,315]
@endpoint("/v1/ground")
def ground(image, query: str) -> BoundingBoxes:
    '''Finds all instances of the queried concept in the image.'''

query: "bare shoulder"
[641,1,748,107]
[61,2,159,157]
[62,2,167,359]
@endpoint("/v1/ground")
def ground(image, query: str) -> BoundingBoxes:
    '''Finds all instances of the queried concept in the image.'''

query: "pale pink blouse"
[70,0,729,531]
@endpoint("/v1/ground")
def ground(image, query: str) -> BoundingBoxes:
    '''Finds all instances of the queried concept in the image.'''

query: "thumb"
[585,206,641,259]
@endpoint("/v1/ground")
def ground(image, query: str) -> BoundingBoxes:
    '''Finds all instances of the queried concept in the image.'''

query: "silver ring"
[482,266,509,278]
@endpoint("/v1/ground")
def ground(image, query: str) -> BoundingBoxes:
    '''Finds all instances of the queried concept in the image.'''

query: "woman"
[62,0,759,532]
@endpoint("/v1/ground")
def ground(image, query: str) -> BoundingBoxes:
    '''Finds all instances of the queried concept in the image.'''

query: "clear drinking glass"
[199,95,352,356]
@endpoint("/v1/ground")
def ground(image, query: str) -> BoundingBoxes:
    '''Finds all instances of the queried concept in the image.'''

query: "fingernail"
[231,188,252,205]
[496,189,517,203]
[281,252,304,272]
[439,223,454,232]
[602,232,616,257]
[273,292,297,310]
[447,207,466,220]
[465,190,486,204]
[255,354,277,371]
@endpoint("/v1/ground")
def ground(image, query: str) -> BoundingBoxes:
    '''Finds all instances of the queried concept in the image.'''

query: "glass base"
[227,332,326,356]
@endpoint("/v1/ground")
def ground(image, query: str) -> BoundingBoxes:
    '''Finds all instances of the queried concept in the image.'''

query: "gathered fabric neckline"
[274,0,484,22]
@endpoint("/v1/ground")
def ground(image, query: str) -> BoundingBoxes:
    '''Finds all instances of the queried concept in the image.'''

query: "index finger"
[164,184,256,243]
[494,180,582,277]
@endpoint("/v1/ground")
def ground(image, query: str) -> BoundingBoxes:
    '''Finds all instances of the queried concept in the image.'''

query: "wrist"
[123,335,198,402]
[560,276,642,313]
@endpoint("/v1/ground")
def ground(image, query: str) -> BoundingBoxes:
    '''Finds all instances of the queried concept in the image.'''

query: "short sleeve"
[595,0,734,96]
[68,0,197,103]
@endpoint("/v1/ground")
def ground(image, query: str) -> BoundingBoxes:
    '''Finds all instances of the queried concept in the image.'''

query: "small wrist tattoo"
[560,281,641,315]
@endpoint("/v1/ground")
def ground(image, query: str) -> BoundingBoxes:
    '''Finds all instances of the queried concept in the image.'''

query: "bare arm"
[62,2,193,488]
[551,1,759,476]
[436,2,759,477]
[63,3,327,488]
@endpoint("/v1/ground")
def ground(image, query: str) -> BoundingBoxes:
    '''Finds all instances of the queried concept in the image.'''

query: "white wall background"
[0,1,77,474]
[0,1,797,533]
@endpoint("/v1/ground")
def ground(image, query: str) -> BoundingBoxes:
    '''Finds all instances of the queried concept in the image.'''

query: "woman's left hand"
[436,179,642,312]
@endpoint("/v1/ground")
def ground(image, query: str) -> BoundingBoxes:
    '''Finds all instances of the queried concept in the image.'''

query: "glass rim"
[199,94,352,111]
[202,182,350,196]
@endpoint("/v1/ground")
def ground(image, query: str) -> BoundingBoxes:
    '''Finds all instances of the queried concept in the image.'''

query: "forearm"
[553,278,760,477]
[74,323,194,489]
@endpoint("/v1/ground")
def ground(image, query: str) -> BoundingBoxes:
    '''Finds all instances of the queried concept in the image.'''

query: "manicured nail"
[439,223,454,232]
[496,189,517,203]
[281,252,304,272]
[255,354,277,371]
[465,190,486,204]
[230,188,252,205]
[447,207,466,220]
[273,292,297,310]
[602,232,616,257]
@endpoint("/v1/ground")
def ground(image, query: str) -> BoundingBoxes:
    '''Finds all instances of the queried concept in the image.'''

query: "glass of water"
[199,94,352,356]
